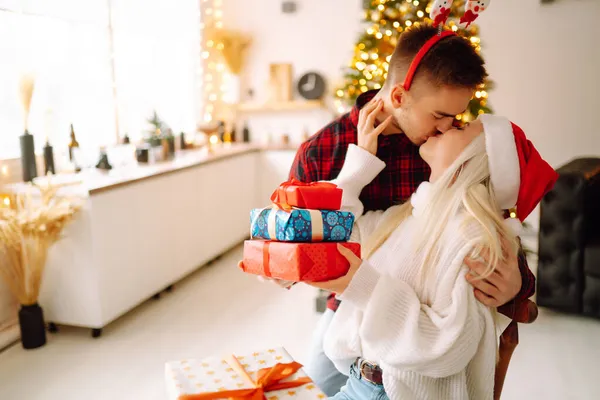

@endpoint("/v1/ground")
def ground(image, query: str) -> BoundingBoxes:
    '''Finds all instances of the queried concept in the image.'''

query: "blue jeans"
[329,363,389,400]
[305,310,349,396]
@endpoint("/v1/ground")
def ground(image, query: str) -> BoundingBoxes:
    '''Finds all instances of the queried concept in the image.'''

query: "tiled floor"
[0,245,599,400]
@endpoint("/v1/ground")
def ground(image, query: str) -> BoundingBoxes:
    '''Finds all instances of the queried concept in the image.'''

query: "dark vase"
[18,303,47,349]
[167,136,175,155]
[20,130,38,182]
[242,123,250,143]
[43,142,55,175]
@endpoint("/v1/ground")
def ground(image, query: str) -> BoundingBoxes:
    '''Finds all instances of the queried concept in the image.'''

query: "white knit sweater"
[323,144,497,400]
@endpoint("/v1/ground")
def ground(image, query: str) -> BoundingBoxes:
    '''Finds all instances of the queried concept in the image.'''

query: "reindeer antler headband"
[430,0,491,29]
[403,1,491,90]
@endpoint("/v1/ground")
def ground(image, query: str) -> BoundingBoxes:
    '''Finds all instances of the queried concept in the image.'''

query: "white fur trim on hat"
[503,217,524,237]
[479,114,520,211]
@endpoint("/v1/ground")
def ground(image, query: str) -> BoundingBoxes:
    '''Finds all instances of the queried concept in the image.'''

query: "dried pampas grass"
[19,74,35,131]
[0,181,82,306]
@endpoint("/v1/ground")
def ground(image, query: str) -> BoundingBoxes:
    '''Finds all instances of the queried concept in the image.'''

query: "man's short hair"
[386,24,488,92]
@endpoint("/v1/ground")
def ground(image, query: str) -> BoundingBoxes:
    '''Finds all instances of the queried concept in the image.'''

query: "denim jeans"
[304,310,349,396]
[329,363,389,400]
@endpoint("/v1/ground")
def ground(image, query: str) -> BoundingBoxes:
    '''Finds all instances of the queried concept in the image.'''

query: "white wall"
[476,0,600,168]
[477,0,600,228]
[222,0,363,144]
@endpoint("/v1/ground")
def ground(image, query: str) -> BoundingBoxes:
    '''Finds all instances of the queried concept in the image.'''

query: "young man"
[288,24,535,396]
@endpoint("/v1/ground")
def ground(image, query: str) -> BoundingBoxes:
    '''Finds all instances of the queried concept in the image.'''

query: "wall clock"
[297,72,326,100]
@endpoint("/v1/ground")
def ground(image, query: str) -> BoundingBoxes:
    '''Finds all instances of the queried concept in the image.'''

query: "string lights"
[198,0,227,124]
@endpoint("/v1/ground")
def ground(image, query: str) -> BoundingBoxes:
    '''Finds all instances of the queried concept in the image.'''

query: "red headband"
[402,30,456,91]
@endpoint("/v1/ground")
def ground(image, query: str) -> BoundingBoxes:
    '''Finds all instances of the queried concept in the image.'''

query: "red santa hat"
[478,114,559,234]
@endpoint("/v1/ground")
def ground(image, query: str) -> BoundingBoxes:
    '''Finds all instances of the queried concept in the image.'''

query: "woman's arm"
[330,144,385,216]
[324,143,392,245]
[339,257,488,378]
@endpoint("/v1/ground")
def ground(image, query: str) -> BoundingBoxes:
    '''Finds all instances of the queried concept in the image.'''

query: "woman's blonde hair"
[362,133,520,301]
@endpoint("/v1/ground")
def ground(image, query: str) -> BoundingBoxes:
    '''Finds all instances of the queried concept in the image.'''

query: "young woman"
[309,99,558,400]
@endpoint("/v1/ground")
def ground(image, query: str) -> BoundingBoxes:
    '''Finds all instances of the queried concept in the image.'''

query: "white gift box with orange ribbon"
[165,347,326,400]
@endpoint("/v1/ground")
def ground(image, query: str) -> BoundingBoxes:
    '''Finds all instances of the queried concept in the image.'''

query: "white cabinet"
[38,151,259,333]
[256,150,297,207]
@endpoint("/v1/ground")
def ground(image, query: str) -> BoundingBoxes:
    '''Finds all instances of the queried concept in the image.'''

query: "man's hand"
[465,239,521,307]
[306,244,362,294]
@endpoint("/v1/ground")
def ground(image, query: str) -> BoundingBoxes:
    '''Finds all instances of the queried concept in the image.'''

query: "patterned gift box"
[250,207,354,242]
[165,347,326,400]
[241,241,361,282]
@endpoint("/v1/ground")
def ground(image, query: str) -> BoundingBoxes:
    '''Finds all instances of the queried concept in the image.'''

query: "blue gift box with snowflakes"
[250,207,355,242]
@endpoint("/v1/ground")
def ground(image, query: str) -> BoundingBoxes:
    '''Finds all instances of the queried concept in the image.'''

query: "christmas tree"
[335,0,493,122]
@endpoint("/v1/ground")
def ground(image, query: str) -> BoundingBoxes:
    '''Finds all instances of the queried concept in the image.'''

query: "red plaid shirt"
[288,90,535,314]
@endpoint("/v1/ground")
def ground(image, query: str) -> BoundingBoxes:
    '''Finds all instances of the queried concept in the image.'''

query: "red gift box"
[270,179,343,211]
[241,241,361,282]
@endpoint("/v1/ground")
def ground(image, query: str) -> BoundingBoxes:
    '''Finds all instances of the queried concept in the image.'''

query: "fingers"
[465,249,497,276]
[473,289,500,307]
[467,243,516,280]
[274,280,295,289]
[466,272,500,299]
[337,243,361,265]
[372,115,394,136]
[359,99,382,128]
[360,98,380,121]
[470,246,490,264]
[365,100,383,128]
[337,243,353,258]
[463,256,488,274]
[242,259,296,290]
[466,257,503,286]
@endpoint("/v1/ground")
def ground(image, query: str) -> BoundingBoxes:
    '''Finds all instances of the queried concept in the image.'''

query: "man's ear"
[390,84,406,109]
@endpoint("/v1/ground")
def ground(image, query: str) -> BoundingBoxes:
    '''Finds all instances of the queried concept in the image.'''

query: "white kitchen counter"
[5,144,298,337]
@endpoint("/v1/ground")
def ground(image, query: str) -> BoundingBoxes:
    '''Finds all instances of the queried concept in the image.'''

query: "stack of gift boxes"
[164,180,360,400]
[242,179,361,283]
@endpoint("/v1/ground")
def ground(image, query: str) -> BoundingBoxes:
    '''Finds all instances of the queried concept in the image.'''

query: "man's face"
[388,84,474,146]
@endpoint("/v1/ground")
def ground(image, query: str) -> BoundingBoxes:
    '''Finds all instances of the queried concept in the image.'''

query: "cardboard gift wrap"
[250,207,354,242]
[241,241,361,282]
[270,180,342,211]
[165,347,327,400]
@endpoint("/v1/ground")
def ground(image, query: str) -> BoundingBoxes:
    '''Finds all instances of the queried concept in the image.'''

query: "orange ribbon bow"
[179,355,312,400]
[270,179,340,211]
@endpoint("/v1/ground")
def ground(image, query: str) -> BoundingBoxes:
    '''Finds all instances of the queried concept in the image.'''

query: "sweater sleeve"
[340,255,488,378]
[328,144,388,245]
[330,144,386,216]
